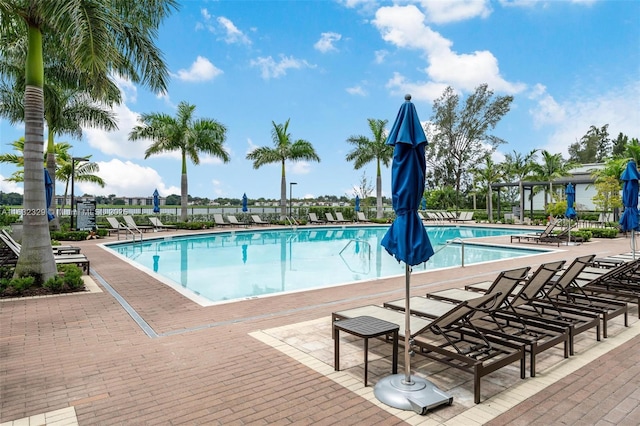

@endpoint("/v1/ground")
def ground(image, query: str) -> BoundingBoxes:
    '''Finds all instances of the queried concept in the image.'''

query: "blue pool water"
[105,226,547,305]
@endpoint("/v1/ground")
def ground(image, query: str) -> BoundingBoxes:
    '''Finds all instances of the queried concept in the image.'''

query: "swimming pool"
[105,226,549,305]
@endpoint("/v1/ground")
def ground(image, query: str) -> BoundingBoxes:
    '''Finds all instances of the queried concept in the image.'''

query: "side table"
[333,315,399,386]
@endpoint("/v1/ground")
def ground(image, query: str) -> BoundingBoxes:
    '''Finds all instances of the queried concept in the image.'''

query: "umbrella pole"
[633,230,636,260]
[404,264,412,384]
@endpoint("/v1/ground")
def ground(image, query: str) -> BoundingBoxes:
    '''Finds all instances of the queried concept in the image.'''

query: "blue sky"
[1,0,639,201]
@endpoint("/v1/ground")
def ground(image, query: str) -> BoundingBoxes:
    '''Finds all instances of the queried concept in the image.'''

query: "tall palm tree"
[1,0,177,280]
[129,101,229,222]
[530,150,576,209]
[471,155,504,221]
[345,118,393,219]
[0,138,105,213]
[1,39,120,228]
[246,119,320,219]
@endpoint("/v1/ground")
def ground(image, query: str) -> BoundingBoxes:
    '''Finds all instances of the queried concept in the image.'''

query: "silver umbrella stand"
[374,265,453,415]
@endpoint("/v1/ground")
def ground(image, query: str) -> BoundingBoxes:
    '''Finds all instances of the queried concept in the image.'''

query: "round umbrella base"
[374,374,453,415]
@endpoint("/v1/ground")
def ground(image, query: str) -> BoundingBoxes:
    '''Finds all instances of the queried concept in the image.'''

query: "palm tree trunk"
[15,84,57,280]
[280,174,287,220]
[376,173,383,219]
[181,173,188,222]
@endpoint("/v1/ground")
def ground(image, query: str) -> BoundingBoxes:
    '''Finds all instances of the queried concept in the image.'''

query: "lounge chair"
[149,216,177,230]
[1,230,81,256]
[123,215,154,233]
[432,259,601,356]
[0,232,90,274]
[356,212,370,223]
[227,215,244,227]
[333,297,526,404]
[417,212,429,223]
[213,213,231,227]
[578,259,640,315]
[334,212,350,223]
[386,263,569,378]
[309,212,326,224]
[251,215,270,226]
[510,219,559,245]
[325,212,339,223]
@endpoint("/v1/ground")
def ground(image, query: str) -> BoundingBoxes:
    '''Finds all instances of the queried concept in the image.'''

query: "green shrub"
[7,275,35,292]
[44,264,84,292]
[50,230,91,241]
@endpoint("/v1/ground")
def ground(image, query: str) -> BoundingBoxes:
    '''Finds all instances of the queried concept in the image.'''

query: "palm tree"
[530,150,576,209]
[129,102,229,222]
[1,0,177,280]
[0,39,119,229]
[345,118,393,219]
[246,119,320,219]
[0,138,105,214]
[471,155,504,222]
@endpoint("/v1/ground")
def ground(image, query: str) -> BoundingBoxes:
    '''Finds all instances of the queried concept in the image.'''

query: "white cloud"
[419,0,492,24]
[372,5,525,101]
[314,32,342,53]
[78,159,179,197]
[174,56,223,82]
[245,138,259,156]
[374,49,388,64]
[290,161,313,175]
[385,72,449,103]
[250,55,315,79]
[84,102,148,159]
[0,175,23,194]
[528,84,566,127]
[539,81,640,156]
[217,16,251,45]
[346,85,367,96]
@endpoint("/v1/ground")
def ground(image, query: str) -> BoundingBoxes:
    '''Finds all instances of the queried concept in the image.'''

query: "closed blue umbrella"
[564,183,576,245]
[355,195,360,212]
[242,193,248,212]
[44,169,55,221]
[620,161,640,258]
[420,196,426,211]
[153,189,160,213]
[376,95,447,413]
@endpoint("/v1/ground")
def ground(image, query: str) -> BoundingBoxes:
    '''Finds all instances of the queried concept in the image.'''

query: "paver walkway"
[1,226,639,425]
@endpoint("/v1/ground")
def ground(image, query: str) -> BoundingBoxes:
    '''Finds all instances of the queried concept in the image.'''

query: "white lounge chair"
[149,216,176,230]
[213,213,231,227]
[356,212,370,222]
[309,213,325,224]
[251,215,269,226]
[123,215,153,232]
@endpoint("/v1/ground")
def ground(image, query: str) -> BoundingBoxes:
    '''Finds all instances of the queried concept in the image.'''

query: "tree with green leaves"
[345,118,393,219]
[530,150,576,208]
[129,101,229,222]
[1,38,119,230]
[499,149,539,204]
[427,84,513,211]
[246,119,320,219]
[568,124,611,164]
[0,137,105,219]
[1,0,177,281]
[471,155,504,221]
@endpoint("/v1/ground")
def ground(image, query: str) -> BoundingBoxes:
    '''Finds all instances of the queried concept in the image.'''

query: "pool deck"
[1,224,639,425]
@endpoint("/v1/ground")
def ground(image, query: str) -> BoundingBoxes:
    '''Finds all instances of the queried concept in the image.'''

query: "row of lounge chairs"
[418,211,474,224]
[332,253,637,404]
[308,212,353,224]
[0,230,90,274]
[510,219,580,246]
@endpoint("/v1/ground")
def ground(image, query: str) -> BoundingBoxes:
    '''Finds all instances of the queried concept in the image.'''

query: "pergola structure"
[490,177,596,223]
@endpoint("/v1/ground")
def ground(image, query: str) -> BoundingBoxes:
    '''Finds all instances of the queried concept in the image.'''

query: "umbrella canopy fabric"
[44,168,55,221]
[242,193,248,212]
[620,160,640,232]
[153,189,160,213]
[355,195,360,212]
[565,183,577,219]
[420,197,426,210]
[381,95,434,266]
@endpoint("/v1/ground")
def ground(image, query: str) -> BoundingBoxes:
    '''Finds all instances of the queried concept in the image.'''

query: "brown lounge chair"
[0,232,90,274]
[510,219,559,245]
[333,296,526,404]
[251,215,269,226]
[387,264,569,378]
[308,213,326,224]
